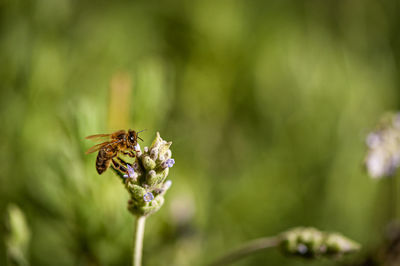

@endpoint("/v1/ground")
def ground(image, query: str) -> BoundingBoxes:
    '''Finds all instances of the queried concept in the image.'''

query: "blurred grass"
[1,0,400,265]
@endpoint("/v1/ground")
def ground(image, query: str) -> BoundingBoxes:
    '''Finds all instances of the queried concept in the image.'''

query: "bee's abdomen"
[96,149,112,174]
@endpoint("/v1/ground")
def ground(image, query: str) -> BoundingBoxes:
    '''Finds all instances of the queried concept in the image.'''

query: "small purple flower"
[165,158,175,168]
[123,164,135,178]
[297,244,308,255]
[143,192,154,202]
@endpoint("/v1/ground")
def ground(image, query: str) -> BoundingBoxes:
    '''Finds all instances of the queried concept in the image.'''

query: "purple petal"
[164,180,172,190]
[166,158,175,168]
[127,164,135,178]
[143,192,154,202]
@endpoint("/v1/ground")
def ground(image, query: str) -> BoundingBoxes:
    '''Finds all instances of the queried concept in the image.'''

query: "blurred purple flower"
[365,112,400,178]
[123,164,135,178]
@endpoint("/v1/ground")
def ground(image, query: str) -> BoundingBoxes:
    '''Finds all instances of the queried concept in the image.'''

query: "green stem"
[133,216,146,266]
[394,174,399,220]
[209,236,281,266]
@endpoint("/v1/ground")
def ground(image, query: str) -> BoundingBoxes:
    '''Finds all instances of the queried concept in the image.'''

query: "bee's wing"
[86,130,126,140]
[110,129,126,138]
[85,133,112,141]
[85,141,112,154]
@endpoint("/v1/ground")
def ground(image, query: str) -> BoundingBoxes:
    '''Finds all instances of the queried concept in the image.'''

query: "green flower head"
[112,132,175,217]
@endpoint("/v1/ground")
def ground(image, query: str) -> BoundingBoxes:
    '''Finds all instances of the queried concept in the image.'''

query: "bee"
[85,129,144,175]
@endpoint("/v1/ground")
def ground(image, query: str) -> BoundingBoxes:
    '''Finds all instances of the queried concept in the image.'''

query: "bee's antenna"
[136,129,146,142]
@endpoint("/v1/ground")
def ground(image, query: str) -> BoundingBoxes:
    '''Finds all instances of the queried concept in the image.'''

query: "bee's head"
[127,129,145,147]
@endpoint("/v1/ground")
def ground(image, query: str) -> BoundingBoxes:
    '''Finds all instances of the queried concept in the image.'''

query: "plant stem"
[394,174,398,220]
[209,236,281,266]
[133,216,146,266]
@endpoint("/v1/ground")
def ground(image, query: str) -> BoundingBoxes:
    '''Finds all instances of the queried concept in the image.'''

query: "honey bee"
[85,129,144,175]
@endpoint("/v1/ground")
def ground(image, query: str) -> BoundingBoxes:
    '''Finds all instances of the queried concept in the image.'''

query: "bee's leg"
[121,151,136,158]
[112,158,128,175]
[116,156,130,167]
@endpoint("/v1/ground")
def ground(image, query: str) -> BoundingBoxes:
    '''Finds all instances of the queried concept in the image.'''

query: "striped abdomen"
[96,148,115,174]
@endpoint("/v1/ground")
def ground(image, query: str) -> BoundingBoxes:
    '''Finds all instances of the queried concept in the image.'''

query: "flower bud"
[150,148,159,161]
[127,184,146,202]
[142,155,156,170]
[324,233,360,255]
[280,227,360,258]
[365,112,400,178]
[146,170,157,186]
[118,132,175,217]
[134,143,142,157]
[146,169,169,187]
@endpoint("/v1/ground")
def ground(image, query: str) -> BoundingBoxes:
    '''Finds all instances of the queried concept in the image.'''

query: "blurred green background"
[1,0,400,265]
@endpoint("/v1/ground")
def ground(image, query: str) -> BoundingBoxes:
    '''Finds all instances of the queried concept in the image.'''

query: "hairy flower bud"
[280,227,360,258]
[365,112,400,178]
[143,156,156,170]
[110,132,175,217]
